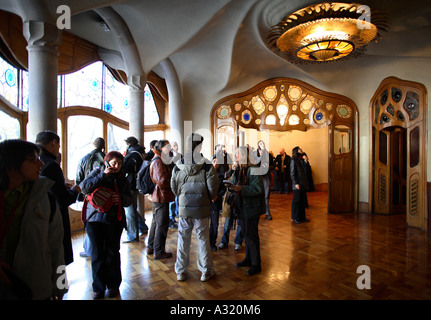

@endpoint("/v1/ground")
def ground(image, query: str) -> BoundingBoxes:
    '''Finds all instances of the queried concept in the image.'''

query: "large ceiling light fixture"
[267,2,387,64]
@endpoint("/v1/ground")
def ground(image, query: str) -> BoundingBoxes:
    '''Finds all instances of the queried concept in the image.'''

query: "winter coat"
[123,145,145,190]
[0,178,66,300]
[230,166,266,220]
[290,156,310,191]
[171,155,218,219]
[75,149,106,185]
[149,154,175,203]
[39,147,77,265]
[79,168,132,225]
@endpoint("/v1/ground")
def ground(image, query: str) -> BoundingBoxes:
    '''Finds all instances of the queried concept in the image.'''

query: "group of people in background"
[0,131,314,300]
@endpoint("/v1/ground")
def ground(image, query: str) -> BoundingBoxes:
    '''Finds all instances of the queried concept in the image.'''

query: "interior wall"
[300,55,431,204]
[195,56,430,206]
[240,126,329,186]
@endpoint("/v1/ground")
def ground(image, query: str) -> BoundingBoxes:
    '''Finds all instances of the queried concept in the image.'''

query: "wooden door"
[329,124,355,212]
[373,127,406,214]
[370,77,427,230]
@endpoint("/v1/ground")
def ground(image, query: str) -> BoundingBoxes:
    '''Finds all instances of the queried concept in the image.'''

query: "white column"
[23,21,61,141]
[128,75,146,144]
[160,59,184,153]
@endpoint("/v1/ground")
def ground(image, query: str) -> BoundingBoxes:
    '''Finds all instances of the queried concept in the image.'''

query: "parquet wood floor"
[63,191,431,300]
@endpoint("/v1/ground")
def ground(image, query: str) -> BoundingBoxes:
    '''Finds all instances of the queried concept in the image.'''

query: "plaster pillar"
[160,59,184,153]
[128,75,146,144]
[23,21,61,141]
[128,75,147,224]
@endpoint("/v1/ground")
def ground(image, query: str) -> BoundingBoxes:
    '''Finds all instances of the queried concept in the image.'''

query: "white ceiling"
[1,0,431,109]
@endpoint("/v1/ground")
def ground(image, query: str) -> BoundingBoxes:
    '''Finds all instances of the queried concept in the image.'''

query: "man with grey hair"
[171,133,219,282]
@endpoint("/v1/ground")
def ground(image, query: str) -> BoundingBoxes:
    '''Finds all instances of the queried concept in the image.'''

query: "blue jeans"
[125,190,139,241]
[169,197,179,219]
[220,211,244,246]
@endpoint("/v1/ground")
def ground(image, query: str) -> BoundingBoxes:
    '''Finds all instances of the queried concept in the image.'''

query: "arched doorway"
[369,77,428,230]
[211,77,359,213]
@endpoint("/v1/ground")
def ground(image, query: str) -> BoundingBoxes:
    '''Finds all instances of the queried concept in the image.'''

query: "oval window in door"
[334,125,351,155]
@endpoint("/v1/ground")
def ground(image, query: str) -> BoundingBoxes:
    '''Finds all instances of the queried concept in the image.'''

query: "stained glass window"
[67,115,103,179]
[107,122,129,154]
[263,86,277,102]
[105,70,130,121]
[217,105,231,119]
[265,114,276,125]
[21,70,29,111]
[144,86,159,125]
[300,94,315,114]
[251,95,266,115]
[63,61,103,108]
[0,58,18,106]
[288,114,300,125]
[0,110,20,142]
[277,104,288,125]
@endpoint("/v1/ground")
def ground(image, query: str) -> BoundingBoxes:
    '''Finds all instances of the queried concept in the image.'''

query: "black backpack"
[136,157,158,195]
[84,150,105,178]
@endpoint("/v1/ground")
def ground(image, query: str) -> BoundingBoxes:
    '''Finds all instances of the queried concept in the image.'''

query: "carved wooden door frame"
[369,76,428,230]
[211,77,359,213]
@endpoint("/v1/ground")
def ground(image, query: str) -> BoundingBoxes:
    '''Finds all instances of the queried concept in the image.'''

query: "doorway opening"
[373,126,407,215]
[211,77,358,213]
[369,77,427,230]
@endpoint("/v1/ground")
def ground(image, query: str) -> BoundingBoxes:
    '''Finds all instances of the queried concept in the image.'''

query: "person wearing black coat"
[274,148,291,193]
[290,146,310,224]
[36,130,80,265]
[122,136,146,242]
[80,151,132,299]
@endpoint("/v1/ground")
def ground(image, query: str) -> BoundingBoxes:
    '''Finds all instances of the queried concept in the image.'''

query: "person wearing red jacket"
[147,140,175,260]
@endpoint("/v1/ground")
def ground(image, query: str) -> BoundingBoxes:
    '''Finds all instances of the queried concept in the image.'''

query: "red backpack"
[81,181,122,222]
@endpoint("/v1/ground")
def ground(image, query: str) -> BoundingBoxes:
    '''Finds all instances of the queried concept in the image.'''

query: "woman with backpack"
[80,151,132,299]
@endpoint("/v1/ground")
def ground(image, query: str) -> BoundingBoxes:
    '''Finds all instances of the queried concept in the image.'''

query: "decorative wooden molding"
[211,77,359,213]
[369,76,427,231]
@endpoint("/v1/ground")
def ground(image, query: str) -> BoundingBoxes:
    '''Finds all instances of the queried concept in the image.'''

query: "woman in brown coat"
[147,140,175,259]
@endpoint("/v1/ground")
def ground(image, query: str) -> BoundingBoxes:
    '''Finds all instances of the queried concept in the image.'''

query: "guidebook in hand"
[223,180,234,186]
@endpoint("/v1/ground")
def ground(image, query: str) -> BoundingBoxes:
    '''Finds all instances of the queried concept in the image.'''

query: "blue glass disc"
[5,69,16,87]
[104,102,112,113]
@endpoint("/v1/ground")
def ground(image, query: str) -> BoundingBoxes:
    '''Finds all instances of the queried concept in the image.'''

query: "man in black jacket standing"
[122,136,147,242]
[274,148,291,194]
[36,130,80,265]
[290,146,310,224]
